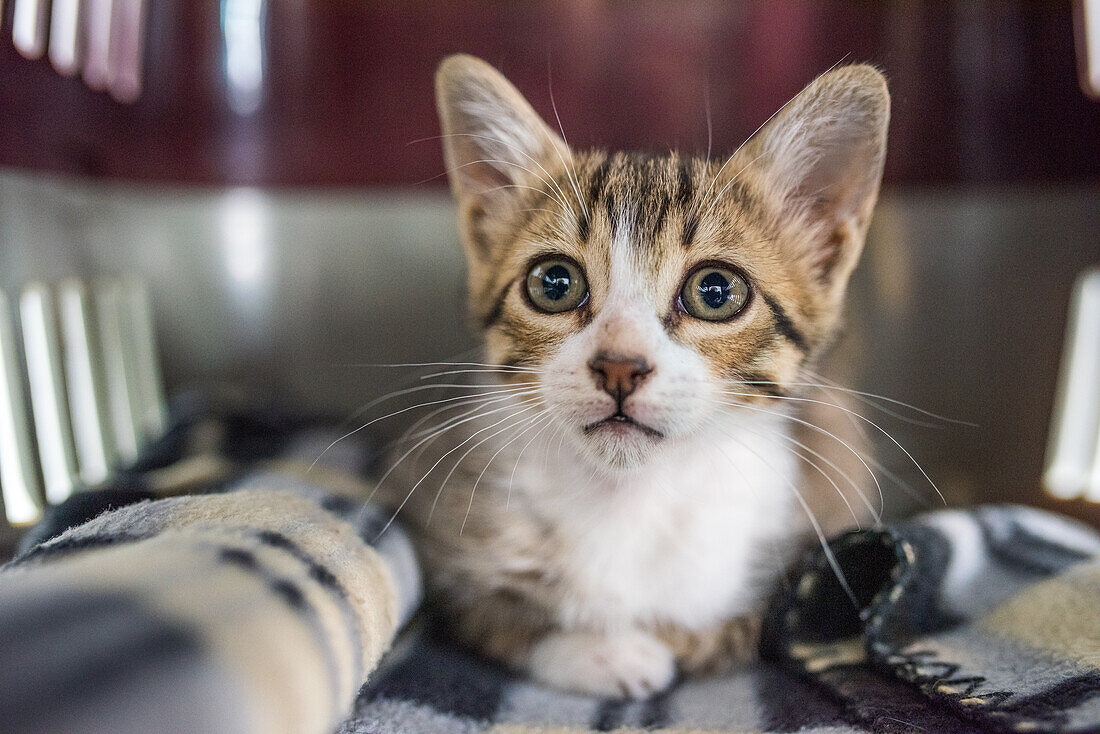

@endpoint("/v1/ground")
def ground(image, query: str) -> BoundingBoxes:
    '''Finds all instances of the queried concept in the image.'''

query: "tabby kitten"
[382,54,889,698]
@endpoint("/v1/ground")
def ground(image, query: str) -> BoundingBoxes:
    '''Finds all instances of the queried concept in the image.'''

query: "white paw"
[527,629,676,699]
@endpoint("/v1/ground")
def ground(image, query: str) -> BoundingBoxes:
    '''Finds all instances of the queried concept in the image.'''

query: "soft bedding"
[1,405,1097,734]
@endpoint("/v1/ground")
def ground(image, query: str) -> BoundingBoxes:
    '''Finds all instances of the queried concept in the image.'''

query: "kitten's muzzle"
[583,412,664,439]
[587,354,653,402]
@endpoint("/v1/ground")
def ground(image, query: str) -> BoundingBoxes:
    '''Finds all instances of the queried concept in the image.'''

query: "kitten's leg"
[442,591,552,669]
[526,629,676,699]
[444,589,675,698]
[655,613,763,677]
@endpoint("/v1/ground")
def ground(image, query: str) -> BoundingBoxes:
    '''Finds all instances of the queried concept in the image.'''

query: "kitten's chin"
[578,419,666,471]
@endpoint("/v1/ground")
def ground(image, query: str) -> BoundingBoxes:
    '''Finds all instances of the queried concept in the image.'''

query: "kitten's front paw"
[527,630,676,699]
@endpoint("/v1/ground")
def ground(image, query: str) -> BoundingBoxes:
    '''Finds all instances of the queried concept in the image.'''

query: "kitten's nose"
[588,354,653,401]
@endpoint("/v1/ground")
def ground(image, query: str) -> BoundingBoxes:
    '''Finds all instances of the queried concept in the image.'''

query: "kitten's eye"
[525,258,588,314]
[680,264,750,321]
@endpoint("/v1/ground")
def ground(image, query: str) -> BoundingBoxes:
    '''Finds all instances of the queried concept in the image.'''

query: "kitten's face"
[437,56,889,470]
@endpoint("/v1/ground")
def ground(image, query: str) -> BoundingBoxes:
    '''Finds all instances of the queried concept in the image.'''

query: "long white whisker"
[372,398,543,539]
[417,157,575,220]
[370,394,542,502]
[799,370,977,427]
[784,375,940,509]
[418,368,542,381]
[412,141,574,213]
[554,415,570,463]
[703,84,713,164]
[399,389,541,445]
[721,391,944,507]
[417,402,544,524]
[370,399,515,501]
[715,398,886,518]
[460,410,551,533]
[696,125,772,221]
[746,378,971,428]
[357,380,541,413]
[717,423,857,606]
[507,414,559,510]
[544,416,569,473]
[699,153,767,223]
[737,420,876,527]
[515,207,577,235]
[433,131,579,221]
[394,395,529,475]
[329,346,488,423]
[452,409,547,508]
[695,54,851,220]
[475,182,574,213]
[333,368,535,427]
[863,454,932,509]
[308,383,539,472]
[417,158,571,213]
[347,361,543,371]
[383,395,502,456]
[719,390,880,522]
[545,63,588,221]
[336,376,539,429]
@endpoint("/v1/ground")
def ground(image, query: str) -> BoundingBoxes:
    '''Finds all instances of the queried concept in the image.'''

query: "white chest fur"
[512,412,801,632]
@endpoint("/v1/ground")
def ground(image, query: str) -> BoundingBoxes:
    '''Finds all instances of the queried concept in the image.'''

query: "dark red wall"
[1,1,1097,186]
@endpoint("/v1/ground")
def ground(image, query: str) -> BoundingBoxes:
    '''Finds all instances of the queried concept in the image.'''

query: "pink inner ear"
[800,138,877,220]
[455,143,515,199]
[442,103,556,206]
[438,59,571,209]
[777,125,884,284]
[812,221,852,281]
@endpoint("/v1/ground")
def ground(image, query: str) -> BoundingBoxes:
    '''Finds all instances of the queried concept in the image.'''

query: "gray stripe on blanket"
[350,628,869,733]
[0,588,252,734]
[230,470,423,627]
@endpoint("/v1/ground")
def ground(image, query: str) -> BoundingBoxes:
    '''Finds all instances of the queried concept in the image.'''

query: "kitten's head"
[436,55,889,470]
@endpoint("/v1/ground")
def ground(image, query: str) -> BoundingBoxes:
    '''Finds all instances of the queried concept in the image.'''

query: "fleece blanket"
[1,403,1098,734]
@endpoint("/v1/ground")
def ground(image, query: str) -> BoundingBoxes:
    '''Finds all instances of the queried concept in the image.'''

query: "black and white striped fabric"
[346,505,1100,734]
[1,406,1098,734]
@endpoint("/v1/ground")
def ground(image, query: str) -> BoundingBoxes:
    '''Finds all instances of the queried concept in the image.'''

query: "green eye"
[680,264,750,321]
[525,258,588,314]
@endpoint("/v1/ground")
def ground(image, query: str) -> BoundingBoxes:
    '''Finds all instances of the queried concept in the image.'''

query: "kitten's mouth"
[582,412,664,439]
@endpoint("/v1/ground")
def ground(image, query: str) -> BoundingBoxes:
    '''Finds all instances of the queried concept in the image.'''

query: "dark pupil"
[542,264,571,301]
[698,271,730,309]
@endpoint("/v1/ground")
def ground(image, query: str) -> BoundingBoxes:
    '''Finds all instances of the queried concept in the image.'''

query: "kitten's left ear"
[435,54,570,218]
[743,65,890,291]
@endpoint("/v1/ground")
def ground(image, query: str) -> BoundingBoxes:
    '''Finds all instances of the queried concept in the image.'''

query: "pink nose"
[588,354,653,401]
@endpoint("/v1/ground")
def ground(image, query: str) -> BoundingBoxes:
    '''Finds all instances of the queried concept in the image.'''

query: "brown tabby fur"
[380,55,889,684]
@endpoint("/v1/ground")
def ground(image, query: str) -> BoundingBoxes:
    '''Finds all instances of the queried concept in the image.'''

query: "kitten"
[381,54,889,698]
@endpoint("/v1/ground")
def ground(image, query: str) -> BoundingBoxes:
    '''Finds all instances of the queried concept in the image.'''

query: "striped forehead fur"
[468,149,814,379]
[437,54,888,393]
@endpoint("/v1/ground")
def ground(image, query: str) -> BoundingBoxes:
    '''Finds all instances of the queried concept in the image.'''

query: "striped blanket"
[1,405,1098,734]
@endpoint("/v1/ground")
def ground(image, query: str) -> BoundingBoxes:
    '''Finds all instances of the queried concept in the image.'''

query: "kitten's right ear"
[435,54,569,212]
[739,65,889,294]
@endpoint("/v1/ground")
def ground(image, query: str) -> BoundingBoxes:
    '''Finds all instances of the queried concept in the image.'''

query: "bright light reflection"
[222,188,268,287]
[222,0,265,115]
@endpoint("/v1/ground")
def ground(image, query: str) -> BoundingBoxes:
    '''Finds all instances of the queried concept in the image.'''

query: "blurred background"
[0,1,1098,543]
